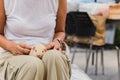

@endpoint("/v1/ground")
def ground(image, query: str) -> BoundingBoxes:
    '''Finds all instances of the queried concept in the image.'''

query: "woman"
[0,0,71,80]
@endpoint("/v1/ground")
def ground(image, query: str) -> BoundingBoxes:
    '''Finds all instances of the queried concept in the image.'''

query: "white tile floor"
[71,49,120,80]
[71,64,92,80]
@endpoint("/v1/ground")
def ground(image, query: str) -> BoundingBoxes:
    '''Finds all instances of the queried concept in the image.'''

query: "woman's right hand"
[6,41,32,55]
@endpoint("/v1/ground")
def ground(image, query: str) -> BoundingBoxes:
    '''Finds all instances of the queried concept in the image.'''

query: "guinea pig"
[29,44,45,58]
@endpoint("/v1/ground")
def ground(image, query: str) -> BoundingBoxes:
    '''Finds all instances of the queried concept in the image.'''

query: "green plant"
[114,28,120,46]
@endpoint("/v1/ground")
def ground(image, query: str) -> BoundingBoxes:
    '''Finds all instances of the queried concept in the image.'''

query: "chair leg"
[85,50,92,73]
[85,49,88,60]
[101,48,104,75]
[117,49,119,68]
[95,49,98,75]
[115,46,120,80]
[116,46,120,68]
[85,37,94,73]
[85,46,93,73]
[115,46,120,70]
[116,46,120,78]
[92,52,95,65]
[71,45,77,64]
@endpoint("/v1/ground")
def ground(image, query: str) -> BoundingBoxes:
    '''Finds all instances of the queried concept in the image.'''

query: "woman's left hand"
[45,40,61,51]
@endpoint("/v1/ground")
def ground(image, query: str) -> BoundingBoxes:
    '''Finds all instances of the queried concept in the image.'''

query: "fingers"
[45,41,61,51]
[45,42,54,51]
[6,41,32,55]
[18,42,32,50]
[53,43,61,50]
[16,42,32,55]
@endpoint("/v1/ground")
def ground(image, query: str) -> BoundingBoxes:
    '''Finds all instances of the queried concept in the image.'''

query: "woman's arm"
[0,0,9,49]
[45,0,67,51]
[0,0,31,55]
[53,0,67,41]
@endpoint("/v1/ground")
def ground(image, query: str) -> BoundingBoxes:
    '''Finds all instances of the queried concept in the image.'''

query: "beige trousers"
[0,50,71,80]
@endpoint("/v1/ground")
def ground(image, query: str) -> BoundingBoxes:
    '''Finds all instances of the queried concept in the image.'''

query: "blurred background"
[66,0,120,80]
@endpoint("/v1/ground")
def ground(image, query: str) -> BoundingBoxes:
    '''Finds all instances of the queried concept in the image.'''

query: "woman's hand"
[45,39,61,51]
[6,41,32,55]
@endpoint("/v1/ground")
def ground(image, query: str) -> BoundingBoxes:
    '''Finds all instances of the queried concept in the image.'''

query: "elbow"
[0,30,4,35]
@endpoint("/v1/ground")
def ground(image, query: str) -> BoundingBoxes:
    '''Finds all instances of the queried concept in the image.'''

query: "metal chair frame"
[66,11,106,75]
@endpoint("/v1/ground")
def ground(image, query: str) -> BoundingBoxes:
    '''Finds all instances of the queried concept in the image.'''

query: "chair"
[115,0,120,3]
[105,20,120,71]
[65,11,105,75]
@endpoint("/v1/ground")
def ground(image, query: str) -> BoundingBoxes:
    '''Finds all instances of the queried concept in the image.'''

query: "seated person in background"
[0,0,71,80]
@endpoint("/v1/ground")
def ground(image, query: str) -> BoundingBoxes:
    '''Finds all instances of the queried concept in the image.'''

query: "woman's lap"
[0,52,44,80]
[42,50,71,80]
[0,49,71,80]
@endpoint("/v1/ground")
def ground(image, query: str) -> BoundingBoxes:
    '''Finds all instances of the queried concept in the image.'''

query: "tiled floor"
[71,49,120,80]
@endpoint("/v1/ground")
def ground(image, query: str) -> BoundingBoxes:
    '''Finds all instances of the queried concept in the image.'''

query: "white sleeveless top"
[4,0,58,46]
